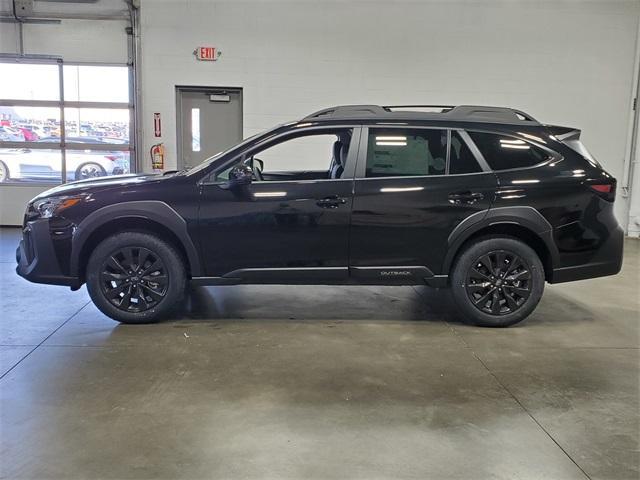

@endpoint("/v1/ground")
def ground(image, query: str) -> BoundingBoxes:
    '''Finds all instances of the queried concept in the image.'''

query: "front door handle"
[448,191,484,204]
[316,195,347,209]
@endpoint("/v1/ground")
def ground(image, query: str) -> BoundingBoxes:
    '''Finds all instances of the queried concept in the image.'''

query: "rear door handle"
[448,191,484,204]
[316,195,347,208]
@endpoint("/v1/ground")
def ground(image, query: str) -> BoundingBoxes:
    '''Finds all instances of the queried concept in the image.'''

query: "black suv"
[16,105,623,326]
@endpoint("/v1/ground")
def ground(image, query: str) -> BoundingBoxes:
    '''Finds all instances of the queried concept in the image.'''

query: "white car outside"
[0,148,129,183]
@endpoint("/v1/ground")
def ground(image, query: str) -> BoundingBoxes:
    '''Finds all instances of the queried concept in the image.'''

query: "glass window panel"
[63,65,129,103]
[253,131,350,173]
[63,108,130,143]
[0,148,62,183]
[65,149,130,182]
[449,131,481,174]
[468,132,551,171]
[366,129,446,177]
[0,107,61,143]
[0,63,60,101]
[191,108,201,152]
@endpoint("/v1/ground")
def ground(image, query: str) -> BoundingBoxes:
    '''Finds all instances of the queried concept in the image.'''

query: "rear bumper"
[550,224,624,283]
[15,220,81,289]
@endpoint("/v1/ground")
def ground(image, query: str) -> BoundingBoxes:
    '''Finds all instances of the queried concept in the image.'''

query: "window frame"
[0,58,134,186]
[200,125,362,185]
[355,125,491,180]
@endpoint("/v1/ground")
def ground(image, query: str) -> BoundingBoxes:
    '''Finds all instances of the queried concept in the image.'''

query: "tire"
[75,162,106,180]
[0,160,10,182]
[86,232,186,324]
[450,236,544,327]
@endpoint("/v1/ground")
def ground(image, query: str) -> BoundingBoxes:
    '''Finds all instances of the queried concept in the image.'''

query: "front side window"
[468,131,551,171]
[366,129,446,177]
[214,128,353,182]
[255,131,349,174]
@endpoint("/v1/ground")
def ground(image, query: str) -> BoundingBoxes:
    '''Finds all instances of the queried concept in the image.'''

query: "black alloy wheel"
[465,250,532,316]
[100,247,169,313]
[450,236,544,327]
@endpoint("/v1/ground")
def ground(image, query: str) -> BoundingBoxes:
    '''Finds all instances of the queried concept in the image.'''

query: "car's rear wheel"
[86,232,186,324]
[76,162,106,180]
[0,160,10,182]
[450,236,544,327]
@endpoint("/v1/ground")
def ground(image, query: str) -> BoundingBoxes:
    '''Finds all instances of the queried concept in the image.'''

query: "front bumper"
[16,219,81,289]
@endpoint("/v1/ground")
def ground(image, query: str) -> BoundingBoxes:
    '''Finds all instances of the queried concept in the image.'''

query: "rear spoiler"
[545,125,601,167]
[545,124,581,141]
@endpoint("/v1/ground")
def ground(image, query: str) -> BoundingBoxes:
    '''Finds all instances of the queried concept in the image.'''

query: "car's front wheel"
[450,236,544,327]
[86,232,186,324]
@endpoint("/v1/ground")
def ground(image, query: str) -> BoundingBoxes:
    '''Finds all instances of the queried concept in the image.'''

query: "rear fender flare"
[70,200,201,277]
[443,206,559,274]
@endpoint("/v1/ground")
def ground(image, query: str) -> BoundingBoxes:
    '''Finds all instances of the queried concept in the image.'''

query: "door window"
[216,129,353,182]
[256,133,346,173]
[366,129,446,177]
[449,131,482,174]
[468,131,551,170]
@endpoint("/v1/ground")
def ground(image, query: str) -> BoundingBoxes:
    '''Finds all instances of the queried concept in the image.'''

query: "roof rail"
[447,105,539,123]
[303,105,388,120]
[384,105,455,112]
[301,104,540,125]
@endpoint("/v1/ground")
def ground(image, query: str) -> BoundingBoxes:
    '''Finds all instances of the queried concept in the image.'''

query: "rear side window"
[366,129,446,177]
[468,131,551,170]
[449,131,481,174]
[562,138,601,167]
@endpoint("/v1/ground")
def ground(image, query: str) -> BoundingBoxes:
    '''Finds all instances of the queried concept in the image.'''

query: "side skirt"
[191,266,448,288]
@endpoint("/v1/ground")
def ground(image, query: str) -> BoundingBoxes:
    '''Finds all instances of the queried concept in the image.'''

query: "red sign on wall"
[195,47,218,61]
[153,112,161,137]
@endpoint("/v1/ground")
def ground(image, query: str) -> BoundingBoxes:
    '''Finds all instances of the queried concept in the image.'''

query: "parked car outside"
[0,146,129,182]
[0,125,25,141]
[16,105,623,326]
[17,127,39,141]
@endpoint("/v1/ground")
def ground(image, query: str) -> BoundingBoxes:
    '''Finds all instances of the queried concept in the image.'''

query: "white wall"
[0,4,129,225]
[140,0,640,230]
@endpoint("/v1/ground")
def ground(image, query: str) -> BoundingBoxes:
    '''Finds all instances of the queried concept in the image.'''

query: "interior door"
[349,127,498,278]
[177,87,242,170]
[197,127,360,281]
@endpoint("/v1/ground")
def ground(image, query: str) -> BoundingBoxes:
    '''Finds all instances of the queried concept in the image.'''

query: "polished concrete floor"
[0,227,638,480]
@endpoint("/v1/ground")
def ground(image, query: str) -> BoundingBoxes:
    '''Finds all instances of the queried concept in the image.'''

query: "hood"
[31,173,166,202]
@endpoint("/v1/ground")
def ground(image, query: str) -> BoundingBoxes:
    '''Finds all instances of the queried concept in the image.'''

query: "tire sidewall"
[86,232,185,324]
[0,160,9,182]
[76,162,106,180]
[451,237,545,327]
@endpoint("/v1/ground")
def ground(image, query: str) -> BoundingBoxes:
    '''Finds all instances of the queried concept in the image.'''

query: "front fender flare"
[70,200,201,278]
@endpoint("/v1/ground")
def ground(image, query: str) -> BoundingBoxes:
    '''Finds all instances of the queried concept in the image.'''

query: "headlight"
[32,195,83,219]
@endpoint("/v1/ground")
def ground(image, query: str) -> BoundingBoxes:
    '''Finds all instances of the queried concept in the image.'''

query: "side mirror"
[222,164,253,189]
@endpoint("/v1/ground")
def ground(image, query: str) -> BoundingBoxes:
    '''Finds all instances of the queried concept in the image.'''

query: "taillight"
[587,181,616,202]
[105,155,119,161]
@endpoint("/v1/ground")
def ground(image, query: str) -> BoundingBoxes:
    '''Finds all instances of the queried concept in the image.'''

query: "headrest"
[339,141,349,165]
[333,140,344,166]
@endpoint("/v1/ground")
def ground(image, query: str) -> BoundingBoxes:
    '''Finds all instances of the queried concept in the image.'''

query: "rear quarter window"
[468,131,551,170]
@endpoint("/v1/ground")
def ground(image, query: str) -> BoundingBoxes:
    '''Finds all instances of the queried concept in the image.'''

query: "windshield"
[185,125,285,176]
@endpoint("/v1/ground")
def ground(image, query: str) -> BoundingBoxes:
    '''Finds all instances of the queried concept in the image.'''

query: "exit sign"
[195,47,219,61]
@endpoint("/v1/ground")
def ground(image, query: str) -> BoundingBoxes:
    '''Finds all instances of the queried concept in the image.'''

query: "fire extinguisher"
[150,143,165,171]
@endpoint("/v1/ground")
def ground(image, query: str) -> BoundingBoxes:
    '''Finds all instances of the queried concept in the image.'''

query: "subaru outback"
[16,105,624,326]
